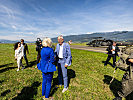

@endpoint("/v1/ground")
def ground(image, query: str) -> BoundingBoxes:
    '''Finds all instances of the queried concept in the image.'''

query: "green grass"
[0,43,126,100]
[71,42,88,46]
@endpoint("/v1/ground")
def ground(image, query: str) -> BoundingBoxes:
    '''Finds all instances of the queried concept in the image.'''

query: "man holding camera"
[36,39,42,64]
[21,39,29,67]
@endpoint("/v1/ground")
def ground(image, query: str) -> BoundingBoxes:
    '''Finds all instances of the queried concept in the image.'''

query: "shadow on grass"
[1,89,11,96]
[0,80,4,84]
[68,69,76,86]
[50,77,58,97]
[25,60,37,68]
[50,69,76,96]
[103,75,122,97]
[0,67,16,73]
[102,61,114,68]
[12,81,41,100]
[0,63,14,68]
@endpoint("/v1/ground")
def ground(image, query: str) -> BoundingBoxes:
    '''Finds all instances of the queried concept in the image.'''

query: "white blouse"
[15,46,24,60]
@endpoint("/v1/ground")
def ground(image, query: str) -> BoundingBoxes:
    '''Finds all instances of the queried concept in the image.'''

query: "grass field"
[71,42,88,46]
[0,43,130,100]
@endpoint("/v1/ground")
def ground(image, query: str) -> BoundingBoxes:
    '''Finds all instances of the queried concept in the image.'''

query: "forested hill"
[52,31,133,43]
[0,31,133,43]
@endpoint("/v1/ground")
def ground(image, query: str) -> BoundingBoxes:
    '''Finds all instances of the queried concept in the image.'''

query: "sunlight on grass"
[0,43,125,100]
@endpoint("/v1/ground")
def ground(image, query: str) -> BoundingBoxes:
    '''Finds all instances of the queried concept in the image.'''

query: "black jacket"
[36,44,42,55]
[106,45,120,56]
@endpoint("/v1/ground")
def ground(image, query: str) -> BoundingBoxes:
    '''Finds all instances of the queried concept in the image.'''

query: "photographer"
[36,38,42,64]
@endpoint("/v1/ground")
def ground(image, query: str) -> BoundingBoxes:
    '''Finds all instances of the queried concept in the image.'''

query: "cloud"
[24,32,34,35]
[86,32,93,34]
[12,25,17,29]
[0,0,133,41]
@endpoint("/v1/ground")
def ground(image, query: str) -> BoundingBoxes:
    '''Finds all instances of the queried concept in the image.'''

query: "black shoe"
[113,65,115,68]
[113,97,122,100]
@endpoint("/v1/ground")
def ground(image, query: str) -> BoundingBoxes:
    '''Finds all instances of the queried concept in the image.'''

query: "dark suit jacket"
[106,45,120,56]
[21,43,29,54]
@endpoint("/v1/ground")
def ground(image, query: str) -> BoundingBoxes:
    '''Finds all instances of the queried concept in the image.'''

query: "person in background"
[20,39,29,66]
[55,35,72,93]
[104,42,120,68]
[36,40,42,64]
[14,42,25,71]
[68,40,72,45]
[37,37,56,100]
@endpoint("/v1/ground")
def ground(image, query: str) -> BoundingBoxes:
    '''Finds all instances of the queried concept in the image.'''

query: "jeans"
[42,72,53,98]
[58,62,68,88]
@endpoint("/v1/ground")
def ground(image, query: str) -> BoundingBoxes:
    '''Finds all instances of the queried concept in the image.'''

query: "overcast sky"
[0,0,133,41]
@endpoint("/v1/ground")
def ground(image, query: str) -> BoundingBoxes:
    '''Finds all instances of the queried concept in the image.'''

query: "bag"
[121,46,133,55]
[118,78,133,97]
[116,58,129,71]
[116,51,130,71]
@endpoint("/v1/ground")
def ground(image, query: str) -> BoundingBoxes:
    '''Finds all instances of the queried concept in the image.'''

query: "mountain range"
[52,31,133,43]
[0,31,133,43]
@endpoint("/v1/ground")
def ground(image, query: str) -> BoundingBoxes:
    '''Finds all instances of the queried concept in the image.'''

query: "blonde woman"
[14,42,25,71]
[37,37,56,99]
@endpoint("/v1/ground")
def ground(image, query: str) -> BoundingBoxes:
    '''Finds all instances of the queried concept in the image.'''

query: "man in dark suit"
[36,40,42,64]
[21,39,29,66]
[104,42,120,68]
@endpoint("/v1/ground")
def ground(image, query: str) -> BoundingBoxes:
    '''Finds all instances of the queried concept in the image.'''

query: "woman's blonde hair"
[42,37,52,47]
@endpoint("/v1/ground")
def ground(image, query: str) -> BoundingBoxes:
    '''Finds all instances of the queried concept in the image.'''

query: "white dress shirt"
[112,46,115,54]
[58,43,63,58]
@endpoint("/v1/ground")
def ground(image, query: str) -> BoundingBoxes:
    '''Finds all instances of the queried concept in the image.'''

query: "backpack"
[116,46,133,71]
[116,46,133,98]
[118,73,133,98]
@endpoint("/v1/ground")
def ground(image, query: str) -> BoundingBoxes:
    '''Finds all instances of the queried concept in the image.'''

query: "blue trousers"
[58,62,68,88]
[42,72,53,98]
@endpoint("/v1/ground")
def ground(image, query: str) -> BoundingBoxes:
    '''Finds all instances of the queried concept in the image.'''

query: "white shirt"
[112,46,115,54]
[58,43,63,58]
[15,46,24,60]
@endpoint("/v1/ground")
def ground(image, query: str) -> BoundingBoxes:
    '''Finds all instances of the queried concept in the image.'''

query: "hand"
[64,64,68,67]
[111,49,115,51]
[129,59,133,63]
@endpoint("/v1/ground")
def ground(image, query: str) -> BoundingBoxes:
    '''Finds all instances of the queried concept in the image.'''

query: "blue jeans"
[42,72,53,98]
[58,63,68,88]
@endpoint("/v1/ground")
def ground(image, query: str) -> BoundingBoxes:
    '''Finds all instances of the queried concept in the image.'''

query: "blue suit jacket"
[37,47,56,73]
[55,43,72,66]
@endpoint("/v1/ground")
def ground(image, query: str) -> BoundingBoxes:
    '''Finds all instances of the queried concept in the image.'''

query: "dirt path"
[70,45,124,53]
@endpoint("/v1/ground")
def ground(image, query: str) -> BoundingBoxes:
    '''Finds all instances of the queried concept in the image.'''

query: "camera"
[36,38,42,46]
